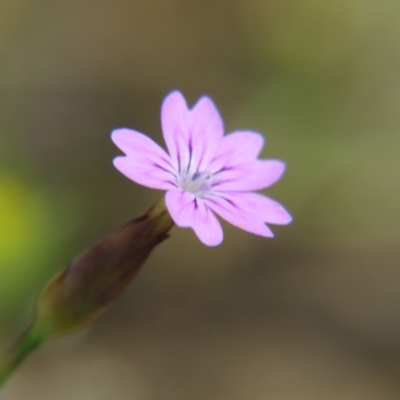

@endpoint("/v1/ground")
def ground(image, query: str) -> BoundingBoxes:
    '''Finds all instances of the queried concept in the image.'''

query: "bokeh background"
[1,0,400,399]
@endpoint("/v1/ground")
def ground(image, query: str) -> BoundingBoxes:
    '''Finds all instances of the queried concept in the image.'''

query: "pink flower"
[111,91,292,246]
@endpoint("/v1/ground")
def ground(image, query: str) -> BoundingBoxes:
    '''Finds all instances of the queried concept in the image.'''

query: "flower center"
[178,170,214,198]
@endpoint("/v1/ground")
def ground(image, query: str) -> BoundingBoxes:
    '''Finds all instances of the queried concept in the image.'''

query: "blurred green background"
[1,0,400,399]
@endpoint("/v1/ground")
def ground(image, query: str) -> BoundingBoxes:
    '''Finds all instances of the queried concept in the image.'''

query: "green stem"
[0,327,46,389]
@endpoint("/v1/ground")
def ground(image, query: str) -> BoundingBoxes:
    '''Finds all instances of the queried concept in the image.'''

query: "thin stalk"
[0,327,46,389]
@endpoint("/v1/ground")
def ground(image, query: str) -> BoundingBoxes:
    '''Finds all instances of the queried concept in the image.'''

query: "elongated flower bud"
[34,198,173,338]
[0,199,173,387]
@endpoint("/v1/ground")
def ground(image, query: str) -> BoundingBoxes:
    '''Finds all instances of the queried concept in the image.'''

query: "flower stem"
[0,198,173,390]
[0,327,46,389]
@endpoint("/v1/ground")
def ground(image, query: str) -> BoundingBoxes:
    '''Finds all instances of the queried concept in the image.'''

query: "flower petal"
[111,128,174,171]
[112,128,176,190]
[165,189,223,246]
[164,189,196,227]
[161,91,224,174]
[219,192,292,225]
[208,130,265,172]
[213,160,286,191]
[205,195,274,237]
[189,96,224,172]
[161,91,192,172]
[113,156,176,190]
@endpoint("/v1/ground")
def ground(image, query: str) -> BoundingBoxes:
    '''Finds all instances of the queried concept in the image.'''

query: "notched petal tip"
[111,128,132,145]
[270,159,286,172]
[112,155,126,168]
[194,209,224,247]
[201,233,223,247]
[277,209,293,225]
[111,128,149,156]
[263,225,275,238]
[233,130,266,150]
[190,95,223,125]
[191,94,214,110]
[267,206,293,226]
[162,90,189,112]
[261,159,287,188]
[165,89,185,98]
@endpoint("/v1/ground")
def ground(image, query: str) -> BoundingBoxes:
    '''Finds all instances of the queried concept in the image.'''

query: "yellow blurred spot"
[0,172,54,317]
[0,173,46,262]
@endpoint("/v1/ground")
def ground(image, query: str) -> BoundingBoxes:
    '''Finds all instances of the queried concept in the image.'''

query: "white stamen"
[178,170,214,198]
